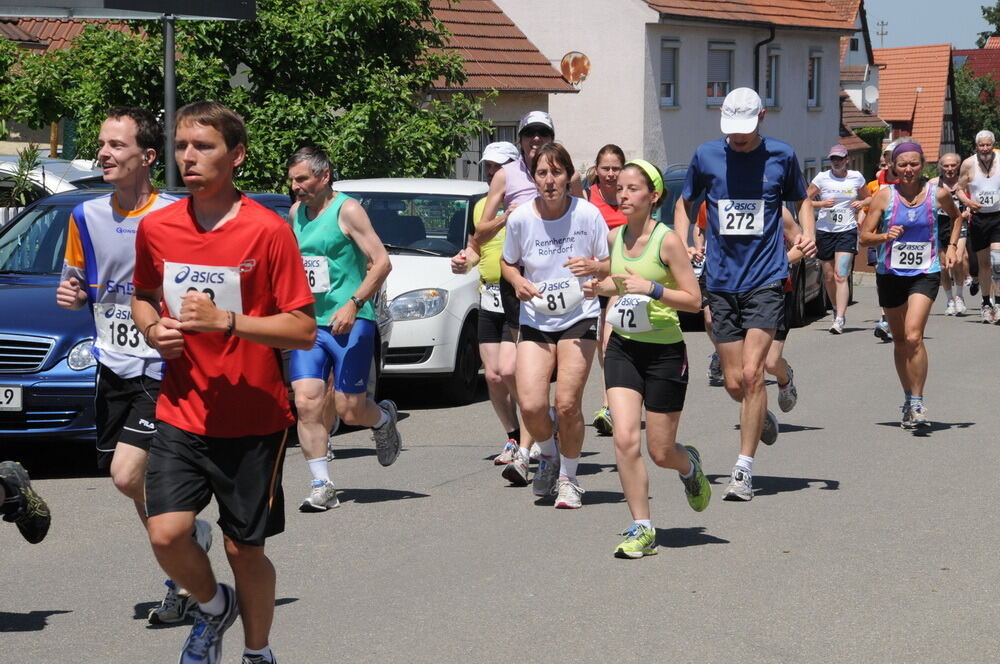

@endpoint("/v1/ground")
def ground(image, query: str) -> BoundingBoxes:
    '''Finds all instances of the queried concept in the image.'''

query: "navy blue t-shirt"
[682,136,807,293]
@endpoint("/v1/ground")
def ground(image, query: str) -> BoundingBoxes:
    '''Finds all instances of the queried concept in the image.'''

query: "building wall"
[495,0,844,180]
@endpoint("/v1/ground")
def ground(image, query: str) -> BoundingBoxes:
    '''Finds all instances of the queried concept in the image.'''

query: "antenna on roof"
[876,20,888,48]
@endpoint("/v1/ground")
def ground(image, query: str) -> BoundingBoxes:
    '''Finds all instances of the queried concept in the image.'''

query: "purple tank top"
[502,158,538,207]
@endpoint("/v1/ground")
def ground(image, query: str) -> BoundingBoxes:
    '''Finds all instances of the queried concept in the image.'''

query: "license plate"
[0,385,22,411]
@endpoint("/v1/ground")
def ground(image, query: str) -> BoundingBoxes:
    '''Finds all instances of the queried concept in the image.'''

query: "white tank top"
[969,157,1000,213]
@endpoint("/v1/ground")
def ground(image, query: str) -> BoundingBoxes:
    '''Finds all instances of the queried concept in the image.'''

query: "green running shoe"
[0,461,50,544]
[680,446,711,512]
[592,406,613,436]
[614,524,657,559]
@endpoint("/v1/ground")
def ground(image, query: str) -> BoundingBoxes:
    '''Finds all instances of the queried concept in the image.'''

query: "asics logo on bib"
[105,279,134,295]
[724,200,757,212]
[302,257,324,269]
[102,305,133,321]
[173,265,226,285]
[618,295,645,307]
[103,305,116,319]
[538,279,572,293]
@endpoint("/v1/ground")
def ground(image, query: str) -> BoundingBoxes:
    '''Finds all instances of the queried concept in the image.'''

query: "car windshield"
[0,203,71,274]
[346,193,471,256]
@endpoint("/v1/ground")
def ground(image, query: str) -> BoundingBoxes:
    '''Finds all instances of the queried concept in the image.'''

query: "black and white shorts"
[95,364,159,471]
[519,317,598,344]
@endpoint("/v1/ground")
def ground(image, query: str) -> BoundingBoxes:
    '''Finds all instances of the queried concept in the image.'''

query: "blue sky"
[864,0,994,50]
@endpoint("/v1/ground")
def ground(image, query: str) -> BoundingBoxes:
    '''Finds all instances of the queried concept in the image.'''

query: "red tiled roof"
[0,19,46,48]
[841,91,887,129]
[431,0,574,93]
[874,44,953,162]
[841,65,866,82]
[986,36,1000,49]
[646,0,854,31]
[828,0,860,62]
[13,18,129,51]
[953,47,1000,82]
[839,131,869,153]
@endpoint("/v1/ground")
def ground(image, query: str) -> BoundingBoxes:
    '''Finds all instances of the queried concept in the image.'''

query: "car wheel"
[441,319,480,405]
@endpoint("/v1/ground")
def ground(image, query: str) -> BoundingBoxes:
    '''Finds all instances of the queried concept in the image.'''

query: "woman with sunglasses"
[501,142,609,509]
[805,145,869,334]
[583,159,707,557]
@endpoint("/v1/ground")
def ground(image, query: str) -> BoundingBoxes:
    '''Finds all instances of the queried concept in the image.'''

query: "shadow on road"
[380,378,489,410]
[2,440,102,480]
[0,610,72,632]
[655,526,729,548]
[734,423,824,434]
[874,421,974,436]
[336,487,429,504]
[706,474,839,496]
[326,447,377,460]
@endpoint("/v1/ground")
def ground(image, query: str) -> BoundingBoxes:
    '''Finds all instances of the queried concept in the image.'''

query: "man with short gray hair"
[957,130,1000,322]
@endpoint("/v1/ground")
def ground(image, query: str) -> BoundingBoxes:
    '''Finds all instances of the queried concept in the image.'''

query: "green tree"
[952,63,1000,156]
[977,1,1000,47]
[0,0,490,191]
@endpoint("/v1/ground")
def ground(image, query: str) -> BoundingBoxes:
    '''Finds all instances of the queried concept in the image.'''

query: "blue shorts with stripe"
[289,319,375,394]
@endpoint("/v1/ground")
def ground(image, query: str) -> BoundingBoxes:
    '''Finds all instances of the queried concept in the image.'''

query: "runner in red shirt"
[132,101,315,664]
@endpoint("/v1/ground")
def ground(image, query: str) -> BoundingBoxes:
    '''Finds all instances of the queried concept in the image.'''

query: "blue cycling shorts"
[289,319,375,394]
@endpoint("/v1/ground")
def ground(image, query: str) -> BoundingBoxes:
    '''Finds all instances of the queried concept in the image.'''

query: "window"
[803,160,817,182]
[764,50,780,107]
[849,37,859,52]
[707,43,733,104]
[661,40,679,107]
[477,124,517,179]
[807,52,822,108]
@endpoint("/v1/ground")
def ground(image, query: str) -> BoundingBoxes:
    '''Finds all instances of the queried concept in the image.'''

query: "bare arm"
[956,160,980,210]
[674,197,700,260]
[501,258,541,301]
[790,199,816,257]
[469,169,509,251]
[657,231,701,312]
[806,183,834,208]
[858,188,898,246]
[937,185,962,269]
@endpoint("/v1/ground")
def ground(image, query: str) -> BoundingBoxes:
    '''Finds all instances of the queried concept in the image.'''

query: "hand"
[885,225,904,242]
[793,234,817,258]
[56,277,88,309]
[177,290,228,333]
[148,317,185,360]
[821,198,836,208]
[610,266,651,296]
[967,199,982,212]
[688,245,705,262]
[849,199,866,210]
[451,246,480,274]
[962,209,971,222]
[513,277,542,302]
[582,278,599,299]
[944,245,957,270]
[329,302,357,335]
[563,256,595,278]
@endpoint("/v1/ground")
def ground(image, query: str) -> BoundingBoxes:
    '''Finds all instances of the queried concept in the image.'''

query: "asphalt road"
[4,281,998,663]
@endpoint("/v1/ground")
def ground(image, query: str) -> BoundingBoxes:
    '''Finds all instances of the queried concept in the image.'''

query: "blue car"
[0,189,297,443]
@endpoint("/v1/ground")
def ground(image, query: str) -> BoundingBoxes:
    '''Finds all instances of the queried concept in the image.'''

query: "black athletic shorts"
[478,309,515,344]
[816,229,858,261]
[604,333,687,413]
[876,272,941,309]
[707,281,785,343]
[519,317,598,344]
[968,211,1000,252]
[95,364,160,471]
[145,421,289,547]
[937,215,954,251]
[499,275,521,331]
[774,289,792,342]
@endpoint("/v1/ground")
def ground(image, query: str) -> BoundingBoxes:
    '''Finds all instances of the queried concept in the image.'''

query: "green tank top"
[610,222,682,344]
[293,192,375,325]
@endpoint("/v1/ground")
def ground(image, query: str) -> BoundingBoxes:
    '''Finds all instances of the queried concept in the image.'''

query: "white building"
[493,0,854,179]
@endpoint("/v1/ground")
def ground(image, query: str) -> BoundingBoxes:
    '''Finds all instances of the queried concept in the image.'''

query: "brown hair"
[107,106,162,153]
[530,142,574,180]
[620,162,665,211]
[175,101,247,151]
[594,143,625,167]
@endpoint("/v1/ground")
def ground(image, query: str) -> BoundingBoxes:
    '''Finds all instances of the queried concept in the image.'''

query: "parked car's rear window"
[0,205,70,274]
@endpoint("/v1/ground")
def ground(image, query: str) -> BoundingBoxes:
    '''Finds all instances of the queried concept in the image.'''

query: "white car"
[333,178,486,404]
[0,156,104,225]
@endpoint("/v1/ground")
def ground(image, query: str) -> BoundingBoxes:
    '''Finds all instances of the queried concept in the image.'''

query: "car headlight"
[389,289,448,320]
[67,339,97,370]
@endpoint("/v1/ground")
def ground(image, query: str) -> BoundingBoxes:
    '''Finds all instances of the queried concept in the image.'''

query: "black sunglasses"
[521,128,554,139]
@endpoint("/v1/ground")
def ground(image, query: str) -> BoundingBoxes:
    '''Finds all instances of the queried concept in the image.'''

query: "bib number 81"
[546,292,566,311]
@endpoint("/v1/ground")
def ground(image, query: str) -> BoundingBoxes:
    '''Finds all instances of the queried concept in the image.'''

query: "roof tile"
[646,0,854,31]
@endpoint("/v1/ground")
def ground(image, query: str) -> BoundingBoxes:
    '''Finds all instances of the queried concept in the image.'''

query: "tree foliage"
[952,63,1000,156]
[0,0,490,191]
[977,0,1000,48]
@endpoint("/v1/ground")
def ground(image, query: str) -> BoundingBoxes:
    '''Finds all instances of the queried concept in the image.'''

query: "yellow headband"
[624,159,664,196]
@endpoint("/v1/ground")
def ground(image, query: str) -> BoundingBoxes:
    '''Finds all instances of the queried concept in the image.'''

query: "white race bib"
[94,303,153,356]
[977,190,998,207]
[718,199,765,236]
[529,278,584,315]
[890,241,932,271]
[163,262,244,319]
[609,294,653,333]
[301,256,330,293]
[480,282,504,313]
[828,208,855,226]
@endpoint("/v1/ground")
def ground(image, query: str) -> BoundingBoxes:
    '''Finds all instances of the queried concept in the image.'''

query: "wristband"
[648,281,665,301]
[224,311,236,337]
[142,321,158,346]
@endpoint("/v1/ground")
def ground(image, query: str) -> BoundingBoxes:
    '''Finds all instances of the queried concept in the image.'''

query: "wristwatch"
[350,296,366,309]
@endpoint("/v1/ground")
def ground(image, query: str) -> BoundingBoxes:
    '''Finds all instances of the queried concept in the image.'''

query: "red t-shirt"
[133,195,314,438]
[588,184,627,229]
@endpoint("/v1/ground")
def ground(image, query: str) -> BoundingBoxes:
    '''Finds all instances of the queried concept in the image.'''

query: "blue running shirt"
[875,183,941,276]
[682,136,807,293]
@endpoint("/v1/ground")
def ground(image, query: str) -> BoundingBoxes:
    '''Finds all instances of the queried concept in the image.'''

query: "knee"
[224,538,265,571]
[484,367,503,387]
[832,271,847,285]
[337,399,367,425]
[648,446,674,468]
[741,368,765,393]
[148,520,192,553]
[903,331,924,348]
[554,398,580,421]
[724,377,744,401]
[110,467,143,501]
[294,392,324,418]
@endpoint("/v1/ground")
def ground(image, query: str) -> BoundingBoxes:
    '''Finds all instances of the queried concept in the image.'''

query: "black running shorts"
[478,309,515,344]
[604,333,688,413]
[968,211,1000,252]
[816,228,858,261]
[707,281,785,344]
[95,364,160,471]
[519,317,599,344]
[876,272,941,309]
[145,421,288,546]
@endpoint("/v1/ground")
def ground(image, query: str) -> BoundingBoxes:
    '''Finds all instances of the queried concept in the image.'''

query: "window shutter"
[707,49,730,82]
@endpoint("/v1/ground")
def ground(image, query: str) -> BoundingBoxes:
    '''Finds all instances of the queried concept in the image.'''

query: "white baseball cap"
[480,141,519,165]
[518,111,554,135]
[720,88,763,134]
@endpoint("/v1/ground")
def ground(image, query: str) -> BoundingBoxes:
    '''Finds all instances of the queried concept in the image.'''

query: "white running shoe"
[494,440,518,465]
[299,480,340,512]
[532,456,560,497]
[554,478,584,509]
[945,299,956,316]
[501,454,529,486]
[982,305,994,323]
[528,442,541,462]
[148,580,191,625]
[829,317,845,334]
[777,365,797,413]
[954,296,967,315]
[722,466,753,502]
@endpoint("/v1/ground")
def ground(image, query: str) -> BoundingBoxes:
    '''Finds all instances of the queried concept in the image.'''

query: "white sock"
[559,454,579,481]
[736,455,754,474]
[307,457,330,483]
[198,585,225,616]
[374,407,389,429]
[955,284,964,298]
[635,519,653,530]
[243,646,274,662]
[536,436,557,458]
[679,456,695,479]
[518,447,530,461]
[944,287,954,301]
